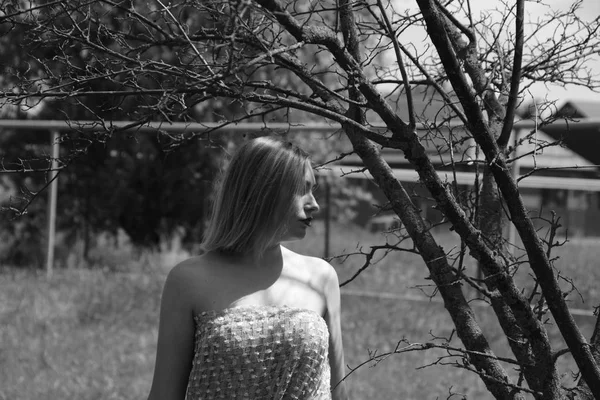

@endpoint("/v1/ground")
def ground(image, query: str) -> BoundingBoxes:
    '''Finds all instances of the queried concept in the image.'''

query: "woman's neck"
[251,244,283,270]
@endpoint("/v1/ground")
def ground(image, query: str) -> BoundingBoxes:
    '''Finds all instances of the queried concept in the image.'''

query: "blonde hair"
[201,136,311,256]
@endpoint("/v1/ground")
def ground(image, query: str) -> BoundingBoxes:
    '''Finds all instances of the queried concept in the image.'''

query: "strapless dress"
[185,305,331,400]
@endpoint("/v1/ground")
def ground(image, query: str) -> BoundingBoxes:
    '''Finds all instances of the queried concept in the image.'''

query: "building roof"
[339,127,596,172]
[554,100,600,118]
[541,100,600,165]
[341,93,600,179]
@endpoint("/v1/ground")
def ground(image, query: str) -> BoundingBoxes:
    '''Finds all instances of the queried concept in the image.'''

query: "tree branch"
[497,0,524,149]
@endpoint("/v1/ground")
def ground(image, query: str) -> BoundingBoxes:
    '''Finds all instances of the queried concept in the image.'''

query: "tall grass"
[1,222,598,399]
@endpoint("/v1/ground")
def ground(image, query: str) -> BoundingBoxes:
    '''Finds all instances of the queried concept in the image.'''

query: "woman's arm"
[323,262,349,400]
[147,263,196,400]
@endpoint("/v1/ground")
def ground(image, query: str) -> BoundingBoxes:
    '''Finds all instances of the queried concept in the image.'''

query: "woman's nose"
[306,193,320,213]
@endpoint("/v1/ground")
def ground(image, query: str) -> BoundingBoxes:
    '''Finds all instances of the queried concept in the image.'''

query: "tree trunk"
[345,127,520,399]
[574,315,600,399]
[415,0,600,395]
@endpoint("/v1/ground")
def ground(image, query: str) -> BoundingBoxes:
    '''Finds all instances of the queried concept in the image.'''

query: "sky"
[395,0,600,107]
[526,0,600,104]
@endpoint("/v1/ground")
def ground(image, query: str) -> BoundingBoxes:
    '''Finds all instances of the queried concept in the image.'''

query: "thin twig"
[375,0,416,128]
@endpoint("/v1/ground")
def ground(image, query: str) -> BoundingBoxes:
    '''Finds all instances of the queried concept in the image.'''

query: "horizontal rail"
[341,288,596,318]
[0,118,599,133]
[320,167,600,191]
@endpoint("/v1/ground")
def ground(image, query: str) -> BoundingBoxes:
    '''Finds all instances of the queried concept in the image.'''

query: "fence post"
[322,175,331,259]
[46,131,59,279]
[508,129,520,254]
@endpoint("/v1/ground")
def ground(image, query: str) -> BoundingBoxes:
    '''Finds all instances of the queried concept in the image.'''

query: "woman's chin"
[281,232,307,243]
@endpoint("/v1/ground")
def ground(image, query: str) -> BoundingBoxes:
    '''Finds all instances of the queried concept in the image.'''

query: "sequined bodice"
[185,305,331,400]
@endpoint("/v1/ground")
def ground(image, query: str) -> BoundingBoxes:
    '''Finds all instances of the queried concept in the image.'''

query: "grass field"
[1,221,599,400]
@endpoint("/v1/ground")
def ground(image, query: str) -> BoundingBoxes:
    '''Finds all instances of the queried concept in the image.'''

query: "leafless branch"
[497,0,524,149]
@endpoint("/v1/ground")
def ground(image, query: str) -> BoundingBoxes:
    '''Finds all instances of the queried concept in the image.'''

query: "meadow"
[1,221,599,400]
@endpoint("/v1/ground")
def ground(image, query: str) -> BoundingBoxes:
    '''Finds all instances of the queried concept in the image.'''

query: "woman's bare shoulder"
[163,255,217,310]
[281,247,339,287]
[282,245,326,265]
[166,255,206,283]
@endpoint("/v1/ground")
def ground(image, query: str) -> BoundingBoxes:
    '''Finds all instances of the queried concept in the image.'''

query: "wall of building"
[347,177,600,238]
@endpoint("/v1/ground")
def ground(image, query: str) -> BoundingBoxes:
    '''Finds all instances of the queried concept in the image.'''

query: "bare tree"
[2,0,600,398]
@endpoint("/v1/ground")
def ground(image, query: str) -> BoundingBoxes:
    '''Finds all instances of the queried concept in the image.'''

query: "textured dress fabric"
[185,305,331,400]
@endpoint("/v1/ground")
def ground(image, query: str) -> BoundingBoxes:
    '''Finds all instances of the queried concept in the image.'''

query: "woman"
[147,137,348,400]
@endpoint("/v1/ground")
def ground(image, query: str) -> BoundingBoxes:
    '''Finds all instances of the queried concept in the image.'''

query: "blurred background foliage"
[0,129,375,268]
[0,131,221,266]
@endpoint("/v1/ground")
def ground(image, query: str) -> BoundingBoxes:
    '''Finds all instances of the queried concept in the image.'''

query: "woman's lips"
[300,217,313,227]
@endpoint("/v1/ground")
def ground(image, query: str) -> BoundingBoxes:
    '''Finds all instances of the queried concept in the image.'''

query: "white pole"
[508,129,520,253]
[323,176,331,259]
[46,131,59,279]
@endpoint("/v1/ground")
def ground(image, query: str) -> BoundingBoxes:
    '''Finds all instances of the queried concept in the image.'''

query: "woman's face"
[280,164,320,243]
